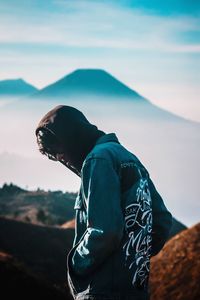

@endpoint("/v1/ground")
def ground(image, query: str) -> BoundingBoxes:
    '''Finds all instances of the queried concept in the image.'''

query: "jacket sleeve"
[148,177,173,256]
[70,157,124,277]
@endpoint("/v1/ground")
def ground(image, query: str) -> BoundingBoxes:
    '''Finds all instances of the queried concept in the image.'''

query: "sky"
[0,0,200,121]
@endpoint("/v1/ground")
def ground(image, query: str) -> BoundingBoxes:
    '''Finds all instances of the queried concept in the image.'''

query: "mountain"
[33,69,145,100]
[150,222,200,300]
[0,78,38,97]
[31,68,194,122]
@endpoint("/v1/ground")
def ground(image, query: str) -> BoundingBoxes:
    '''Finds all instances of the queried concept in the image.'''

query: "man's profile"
[35,105,172,300]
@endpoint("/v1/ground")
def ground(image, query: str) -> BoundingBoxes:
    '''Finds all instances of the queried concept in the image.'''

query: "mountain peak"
[69,68,108,73]
[67,68,112,77]
[15,78,26,83]
[35,68,144,100]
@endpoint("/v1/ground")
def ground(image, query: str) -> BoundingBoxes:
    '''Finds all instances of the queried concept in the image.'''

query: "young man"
[35,105,172,300]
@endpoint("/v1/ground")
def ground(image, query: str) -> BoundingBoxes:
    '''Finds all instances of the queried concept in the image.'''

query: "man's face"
[36,129,81,176]
[54,150,81,176]
[37,129,66,161]
[44,144,68,163]
[44,141,79,173]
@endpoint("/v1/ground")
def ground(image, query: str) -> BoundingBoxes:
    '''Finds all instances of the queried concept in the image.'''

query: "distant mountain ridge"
[33,69,146,100]
[1,69,196,123]
[0,79,38,97]
[30,68,193,122]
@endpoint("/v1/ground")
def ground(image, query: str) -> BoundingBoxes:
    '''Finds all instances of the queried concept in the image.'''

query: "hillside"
[150,223,200,300]
[0,216,74,289]
[0,251,68,300]
[0,183,76,226]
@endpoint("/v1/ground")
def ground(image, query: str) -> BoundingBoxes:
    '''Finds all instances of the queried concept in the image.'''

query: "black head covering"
[35,105,105,176]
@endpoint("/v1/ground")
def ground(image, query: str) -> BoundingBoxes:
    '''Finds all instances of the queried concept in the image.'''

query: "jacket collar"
[95,133,120,145]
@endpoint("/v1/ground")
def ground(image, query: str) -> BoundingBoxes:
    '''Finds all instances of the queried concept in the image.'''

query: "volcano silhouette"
[34,69,145,100]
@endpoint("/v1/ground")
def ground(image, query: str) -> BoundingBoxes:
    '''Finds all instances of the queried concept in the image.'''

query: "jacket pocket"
[74,188,87,210]
[74,186,84,209]
[67,192,92,296]
[67,230,93,296]
[74,192,87,233]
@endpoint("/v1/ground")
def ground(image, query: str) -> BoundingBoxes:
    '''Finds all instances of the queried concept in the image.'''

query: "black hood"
[35,105,105,176]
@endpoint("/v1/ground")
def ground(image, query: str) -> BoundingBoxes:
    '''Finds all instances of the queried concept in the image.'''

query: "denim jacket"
[67,133,172,299]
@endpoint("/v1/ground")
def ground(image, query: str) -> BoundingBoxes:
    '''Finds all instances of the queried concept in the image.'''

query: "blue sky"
[0,0,200,121]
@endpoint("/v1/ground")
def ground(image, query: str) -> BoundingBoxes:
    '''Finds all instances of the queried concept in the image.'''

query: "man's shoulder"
[85,140,121,163]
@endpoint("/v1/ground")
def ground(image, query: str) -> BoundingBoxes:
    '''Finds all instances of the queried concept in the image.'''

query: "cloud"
[0,0,199,122]
[0,0,199,53]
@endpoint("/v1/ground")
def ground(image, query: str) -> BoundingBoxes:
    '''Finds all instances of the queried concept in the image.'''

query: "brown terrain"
[150,223,200,300]
[61,218,75,229]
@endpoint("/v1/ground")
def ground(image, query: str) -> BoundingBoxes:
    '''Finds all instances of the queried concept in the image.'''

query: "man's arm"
[148,177,173,256]
[71,157,124,276]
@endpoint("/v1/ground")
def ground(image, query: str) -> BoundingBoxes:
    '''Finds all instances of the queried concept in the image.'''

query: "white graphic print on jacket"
[122,172,153,288]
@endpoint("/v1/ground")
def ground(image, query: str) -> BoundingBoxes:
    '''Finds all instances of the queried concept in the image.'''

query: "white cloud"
[0,0,199,123]
[0,1,199,53]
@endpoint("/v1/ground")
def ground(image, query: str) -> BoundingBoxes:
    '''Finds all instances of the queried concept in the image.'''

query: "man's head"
[35,105,105,176]
[36,128,66,160]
